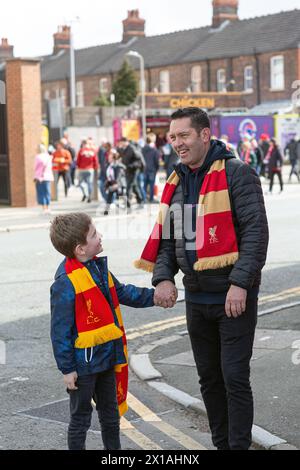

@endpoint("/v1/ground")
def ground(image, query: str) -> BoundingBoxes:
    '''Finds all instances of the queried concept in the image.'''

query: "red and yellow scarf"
[135,160,239,272]
[65,258,128,416]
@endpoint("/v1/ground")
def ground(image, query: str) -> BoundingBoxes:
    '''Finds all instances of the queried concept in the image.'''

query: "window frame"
[270,55,285,91]
[217,68,226,92]
[244,65,254,92]
[191,65,202,93]
[159,70,170,93]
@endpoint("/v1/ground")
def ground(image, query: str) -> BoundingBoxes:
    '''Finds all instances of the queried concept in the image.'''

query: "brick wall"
[6,59,42,207]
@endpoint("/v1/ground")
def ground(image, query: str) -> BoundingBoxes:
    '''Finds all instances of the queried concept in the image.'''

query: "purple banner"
[216,116,274,146]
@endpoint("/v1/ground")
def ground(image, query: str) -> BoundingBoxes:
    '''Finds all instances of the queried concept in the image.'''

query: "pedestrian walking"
[52,142,72,197]
[267,138,284,194]
[34,144,54,214]
[50,213,157,450]
[142,135,160,203]
[285,137,300,182]
[77,140,99,203]
[240,141,257,170]
[118,137,144,210]
[98,141,110,202]
[135,107,269,451]
[61,135,76,186]
[104,149,127,216]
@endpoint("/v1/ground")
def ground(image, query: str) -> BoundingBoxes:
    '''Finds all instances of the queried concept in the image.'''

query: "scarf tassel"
[134,259,155,273]
[75,324,123,349]
[194,253,239,272]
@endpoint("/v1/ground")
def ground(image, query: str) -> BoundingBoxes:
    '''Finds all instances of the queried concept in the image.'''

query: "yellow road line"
[121,416,162,450]
[126,316,185,334]
[259,286,300,303]
[127,393,207,450]
[127,319,186,340]
[153,421,207,451]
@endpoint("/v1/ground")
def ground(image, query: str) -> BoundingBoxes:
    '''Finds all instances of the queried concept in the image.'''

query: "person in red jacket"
[52,142,72,197]
[77,139,99,203]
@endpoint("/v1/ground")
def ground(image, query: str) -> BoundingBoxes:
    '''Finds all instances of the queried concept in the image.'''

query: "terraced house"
[36,0,300,125]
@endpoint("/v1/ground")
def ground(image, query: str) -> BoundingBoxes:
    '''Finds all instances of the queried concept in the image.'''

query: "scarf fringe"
[134,259,155,273]
[75,324,123,349]
[118,401,129,417]
[194,253,239,272]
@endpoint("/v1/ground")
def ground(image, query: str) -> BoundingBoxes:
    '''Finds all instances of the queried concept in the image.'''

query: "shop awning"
[249,100,294,115]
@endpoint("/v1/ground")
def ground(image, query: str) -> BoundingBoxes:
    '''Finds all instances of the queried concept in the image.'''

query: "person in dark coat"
[142,135,160,202]
[136,108,269,450]
[285,137,300,182]
[267,138,284,193]
[118,137,144,210]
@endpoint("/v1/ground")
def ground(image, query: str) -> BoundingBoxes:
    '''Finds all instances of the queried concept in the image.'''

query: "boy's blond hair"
[50,213,92,259]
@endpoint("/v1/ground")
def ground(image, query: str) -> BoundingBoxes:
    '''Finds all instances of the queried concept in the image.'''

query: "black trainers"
[82,195,87,202]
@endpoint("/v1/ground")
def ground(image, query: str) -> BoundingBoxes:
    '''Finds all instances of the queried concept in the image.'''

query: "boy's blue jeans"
[67,368,121,450]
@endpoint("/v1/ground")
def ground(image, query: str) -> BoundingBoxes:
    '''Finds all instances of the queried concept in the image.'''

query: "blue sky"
[1,0,299,57]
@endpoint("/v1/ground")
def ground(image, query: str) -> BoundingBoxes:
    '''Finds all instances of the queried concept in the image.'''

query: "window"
[76,81,84,107]
[217,69,226,92]
[271,56,284,90]
[191,66,202,93]
[159,70,170,93]
[99,78,108,94]
[244,66,253,92]
[44,90,50,101]
[60,88,67,109]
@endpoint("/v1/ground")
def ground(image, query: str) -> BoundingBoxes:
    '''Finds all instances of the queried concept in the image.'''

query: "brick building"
[40,0,300,123]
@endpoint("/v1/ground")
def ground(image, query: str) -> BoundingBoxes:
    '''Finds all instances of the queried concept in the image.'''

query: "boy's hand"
[154,281,178,309]
[64,372,78,391]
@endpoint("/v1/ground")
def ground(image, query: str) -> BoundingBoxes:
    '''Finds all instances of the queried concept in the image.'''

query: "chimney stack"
[53,25,71,55]
[0,38,14,62]
[212,0,239,28]
[122,10,145,43]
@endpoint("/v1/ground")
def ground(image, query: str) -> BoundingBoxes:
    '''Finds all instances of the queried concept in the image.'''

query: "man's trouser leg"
[186,298,257,450]
[186,302,229,450]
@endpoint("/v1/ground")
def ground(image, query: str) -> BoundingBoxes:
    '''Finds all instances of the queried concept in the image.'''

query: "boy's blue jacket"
[50,256,154,376]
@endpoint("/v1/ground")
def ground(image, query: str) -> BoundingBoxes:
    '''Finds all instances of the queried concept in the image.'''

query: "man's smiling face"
[169,117,211,169]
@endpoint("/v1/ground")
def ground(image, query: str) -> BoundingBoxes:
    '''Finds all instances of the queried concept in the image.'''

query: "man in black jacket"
[152,108,269,450]
[118,137,144,210]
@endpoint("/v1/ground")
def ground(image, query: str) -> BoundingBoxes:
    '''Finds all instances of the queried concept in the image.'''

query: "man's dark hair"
[171,108,211,134]
[50,213,92,258]
[120,137,128,143]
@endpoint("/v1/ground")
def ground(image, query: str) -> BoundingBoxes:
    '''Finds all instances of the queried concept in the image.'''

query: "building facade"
[39,0,300,120]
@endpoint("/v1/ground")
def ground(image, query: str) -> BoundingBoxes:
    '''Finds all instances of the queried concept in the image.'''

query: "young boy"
[50,212,156,451]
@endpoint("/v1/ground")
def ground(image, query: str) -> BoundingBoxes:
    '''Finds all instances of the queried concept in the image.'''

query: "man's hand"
[64,372,78,391]
[225,285,247,318]
[154,281,178,309]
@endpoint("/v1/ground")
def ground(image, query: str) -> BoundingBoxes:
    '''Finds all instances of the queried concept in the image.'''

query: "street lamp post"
[126,50,147,143]
[67,17,80,110]
[70,26,76,109]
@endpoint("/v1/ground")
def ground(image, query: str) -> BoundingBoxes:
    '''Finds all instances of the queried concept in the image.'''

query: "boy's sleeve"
[50,276,77,375]
[111,274,155,308]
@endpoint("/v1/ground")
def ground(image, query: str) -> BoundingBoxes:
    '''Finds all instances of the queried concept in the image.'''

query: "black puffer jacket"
[152,143,269,293]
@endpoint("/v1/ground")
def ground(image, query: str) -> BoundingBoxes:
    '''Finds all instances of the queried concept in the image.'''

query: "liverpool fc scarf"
[135,160,239,273]
[65,258,128,416]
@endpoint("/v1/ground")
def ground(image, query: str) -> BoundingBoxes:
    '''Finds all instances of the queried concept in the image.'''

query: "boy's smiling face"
[75,224,103,261]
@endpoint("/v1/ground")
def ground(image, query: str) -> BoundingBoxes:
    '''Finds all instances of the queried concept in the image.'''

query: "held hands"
[154,281,178,309]
[225,285,247,318]
[63,371,78,391]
